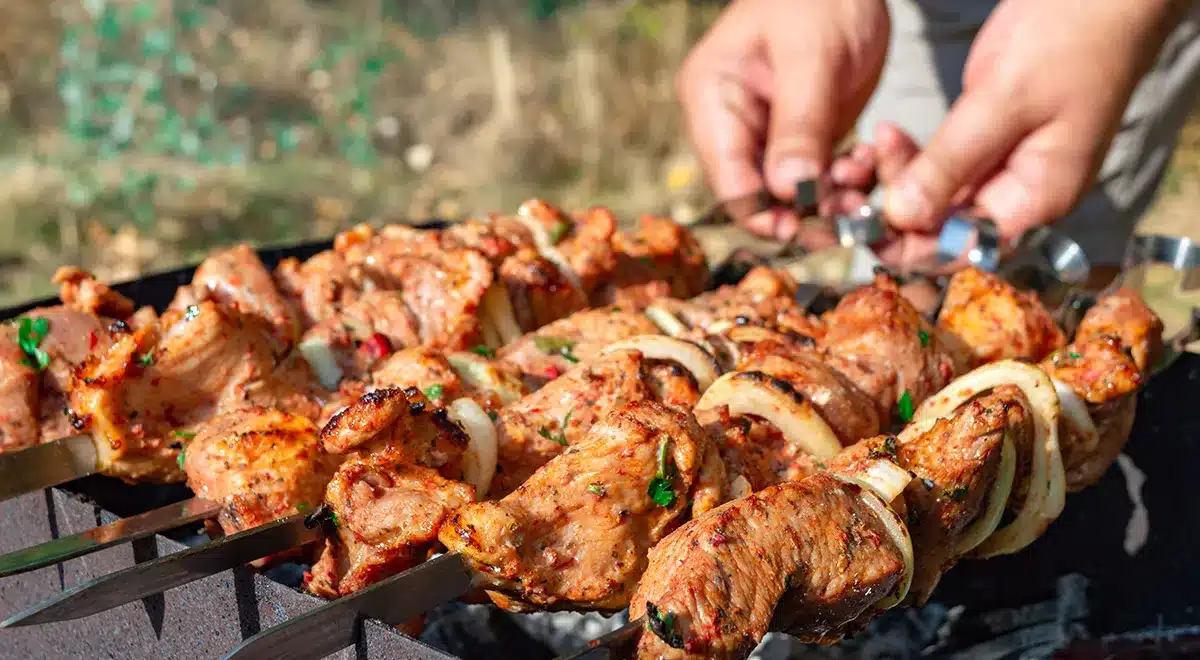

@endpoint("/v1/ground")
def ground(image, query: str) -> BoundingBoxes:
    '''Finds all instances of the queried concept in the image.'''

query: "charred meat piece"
[497,307,661,388]
[628,473,906,659]
[52,267,136,319]
[177,244,303,346]
[819,273,958,421]
[1073,286,1164,374]
[440,400,721,612]
[936,267,1065,367]
[496,247,590,332]
[184,407,339,539]
[488,348,701,497]
[737,354,881,446]
[651,267,817,337]
[274,250,360,330]
[67,302,295,483]
[306,453,473,598]
[600,214,710,307]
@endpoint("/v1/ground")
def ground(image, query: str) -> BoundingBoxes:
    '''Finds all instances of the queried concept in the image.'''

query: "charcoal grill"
[1,237,1198,660]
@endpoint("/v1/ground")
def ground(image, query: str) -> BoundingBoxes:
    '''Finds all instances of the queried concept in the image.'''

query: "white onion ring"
[725,326,790,345]
[914,360,1066,557]
[482,284,523,347]
[601,335,721,392]
[298,337,344,389]
[697,372,843,460]
[1053,377,1099,455]
[955,436,1017,555]
[512,210,586,300]
[829,478,914,611]
[704,319,735,335]
[730,475,752,499]
[644,304,688,337]
[831,459,914,505]
[446,398,499,499]
[446,352,525,405]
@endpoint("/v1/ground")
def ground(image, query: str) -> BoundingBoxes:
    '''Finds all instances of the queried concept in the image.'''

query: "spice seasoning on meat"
[647,436,678,508]
[16,316,51,371]
[533,336,580,363]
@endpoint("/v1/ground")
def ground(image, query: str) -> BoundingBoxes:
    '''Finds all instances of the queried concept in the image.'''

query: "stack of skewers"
[0,198,1167,660]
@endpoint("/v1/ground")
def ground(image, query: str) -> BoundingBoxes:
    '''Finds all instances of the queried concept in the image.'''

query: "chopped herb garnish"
[173,430,197,440]
[869,436,899,459]
[1068,351,1081,360]
[296,502,310,512]
[470,344,495,358]
[534,336,579,363]
[328,511,340,528]
[487,410,499,422]
[587,484,606,496]
[16,317,51,371]
[424,383,444,400]
[645,602,684,649]
[946,485,970,501]
[538,408,573,446]
[547,221,572,244]
[139,352,155,366]
[647,436,678,508]
[896,390,914,423]
[185,304,200,321]
[918,329,930,347]
[814,460,827,470]
[177,447,186,471]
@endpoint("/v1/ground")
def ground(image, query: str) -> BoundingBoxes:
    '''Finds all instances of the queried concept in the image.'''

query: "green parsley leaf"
[587,484,606,496]
[185,304,201,321]
[177,446,186,471]
[424,383,444,400]
[328,511,340,528]
[470,344,496,359]
[538,408,573,446]
[487,410,499,422]
[534,336,579,363]
[1068,351,1081,360]
[296,502,310,512]
[17,317,51,371]
[648,436,678,507]
[139,352,155,366]
[645,602,684,649]
[547,221,572,244]
[918,329,930,347]
[173,430,196,439]
[896,390,914,423]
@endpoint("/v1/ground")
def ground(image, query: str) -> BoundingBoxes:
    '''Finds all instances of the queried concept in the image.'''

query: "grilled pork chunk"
[937,267,1066,367]
[440,400,724,612]
[175,244,304,346]
[52,267,136,320]
[629,473,906,659]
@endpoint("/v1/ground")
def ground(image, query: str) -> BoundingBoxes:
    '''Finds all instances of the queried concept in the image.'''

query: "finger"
[873,122,921,185]
[761,31,840,200]
[831,146,877,191]
[884,91,1032,232]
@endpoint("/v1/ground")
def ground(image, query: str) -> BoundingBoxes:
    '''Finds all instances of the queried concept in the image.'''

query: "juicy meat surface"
[936,267,1065,367]
[307,454,473,598]
[654,267,814,336]
[496,247,590,332]
[183,244,303,345]
[1073,286,1164,374]
[319,388,468,481]
[184,407,340,536]
[628,473,905,659]
[738,354,882,445]
[488,349,700,497]
[497,307,661,388]
[819,273,958,421]
[53,267,136,319]
[599,215,710,307]
[440,401,721,612]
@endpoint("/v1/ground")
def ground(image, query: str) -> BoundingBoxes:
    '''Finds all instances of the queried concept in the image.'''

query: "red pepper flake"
[130,423,145,439]
[711,532,728,547]
[87,330,98,351]
[542,364,562,380]
[360,333,393,361]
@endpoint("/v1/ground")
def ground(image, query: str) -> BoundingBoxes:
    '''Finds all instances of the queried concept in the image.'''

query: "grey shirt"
[855,0,1200,266]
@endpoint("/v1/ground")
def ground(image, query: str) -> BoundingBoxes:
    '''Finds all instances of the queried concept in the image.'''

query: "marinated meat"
[184,407,340,537]
[368,347,466,406]
[819,273,958,421]
[488,349,700,497]
[440,400,721,612]
[629,473,906,659]
[830,392,1012,603]
[937,267,1065,367]
[274,250,359,330]
[601,214,710,306]
[497,307,661,388]
[0,328,38,451]
[319,387,468,480]
[523,200,619,298]
[67,302,292,482]
[654,267,815,336]
[704,411,823,491]
[1073,286,1164,373]
[307,454,473,598]
[496,247,589,331]
[52,267,135,319]
[181,244,303,345]
[737,354,882,445]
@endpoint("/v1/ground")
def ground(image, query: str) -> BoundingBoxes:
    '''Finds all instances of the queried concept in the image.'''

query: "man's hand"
[677,0,891,245]
[883,0,1186,252]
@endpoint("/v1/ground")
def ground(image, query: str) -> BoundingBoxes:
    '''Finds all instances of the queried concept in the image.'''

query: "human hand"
[677,0,891,246]
[882,0,1185,261]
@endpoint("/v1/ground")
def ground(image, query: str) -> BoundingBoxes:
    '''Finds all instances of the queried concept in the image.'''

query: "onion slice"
[446,352,526,405]
[481,284,523,347]
[914,360,1066,557]
[696,371,843,460]
[730,474,752,499]
[830,459,914,505]
[512,211,587,300]
[298,337,344,389]
[1053,377,1099,455]
[446,398,499,499]
[601,335,721,392]
[955,436,1017,555]
[828,478,914,610]
[644,304,688,337]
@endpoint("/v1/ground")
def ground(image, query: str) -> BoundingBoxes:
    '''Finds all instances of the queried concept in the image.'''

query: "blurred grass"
[0,0,1195,309]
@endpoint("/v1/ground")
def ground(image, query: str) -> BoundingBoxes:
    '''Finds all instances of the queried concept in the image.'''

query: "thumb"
[884,91,1030,231]
[761,38,841,202]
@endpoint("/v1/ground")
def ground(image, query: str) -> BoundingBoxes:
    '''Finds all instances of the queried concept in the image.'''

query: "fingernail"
[885,180,932,227]
[742,210,777,237]
[774,158,822,190]
[979,175,1033,222]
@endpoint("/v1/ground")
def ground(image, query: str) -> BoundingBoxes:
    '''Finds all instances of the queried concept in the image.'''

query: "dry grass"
[0,0,1195,309]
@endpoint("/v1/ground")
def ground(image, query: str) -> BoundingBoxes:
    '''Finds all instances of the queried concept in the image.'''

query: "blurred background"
[0,0,1196,307]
